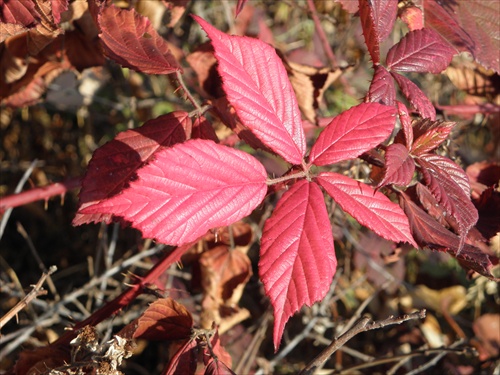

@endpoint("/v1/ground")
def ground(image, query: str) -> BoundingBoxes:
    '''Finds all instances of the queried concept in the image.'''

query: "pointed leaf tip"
[259,180,337,350]
[194,16,306,165]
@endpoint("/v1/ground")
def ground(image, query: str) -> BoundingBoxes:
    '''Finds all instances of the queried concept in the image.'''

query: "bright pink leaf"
[391,72,436,120]
[377,143,415,187]
[411,119,455,156]
[309,103,396,166]
[82,139,268,245]
[423,0,499,73]
[417,154,478,246]
[259,180,337,351]
[194,16,306,165]
[386,28,455,74]
[366,65,396,106]
[98,4,181,74]
[359,0,380,64]
[74,112,189,225]
[316,172,417,246]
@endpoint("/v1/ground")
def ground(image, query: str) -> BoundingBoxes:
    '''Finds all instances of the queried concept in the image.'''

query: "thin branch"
[306,0,337,67]
[299,310,427,375]
[0,266,57,330]
[0,176,82,213]
[0,159,38,240]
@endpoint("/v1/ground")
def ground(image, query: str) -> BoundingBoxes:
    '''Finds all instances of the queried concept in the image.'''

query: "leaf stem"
[266,171,308,186]
[175,70,203,113]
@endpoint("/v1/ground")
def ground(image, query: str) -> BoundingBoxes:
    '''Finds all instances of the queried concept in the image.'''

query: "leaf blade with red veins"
[417,154,478,244]
[359,0,380,64]
[377,143,415,187]
[83,139,268,246]
[366,65,396,106]
[98,4,181,75]
[194,16,306,165]
[386,28,456,74]
[423,0,499,73]
[74,112,189,225]
[411,119,455,156]
[316,172,417,246]
[391,72,436,120]
[399,191,497,279]
[309,103,396,166]
[259,180,337,351]
[370,0,398,43]
[419,154,472,199]
[0,0,40,26]
[134,298,193,341]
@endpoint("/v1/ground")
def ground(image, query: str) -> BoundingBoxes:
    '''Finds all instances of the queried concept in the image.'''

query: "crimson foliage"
[69,0,499,353]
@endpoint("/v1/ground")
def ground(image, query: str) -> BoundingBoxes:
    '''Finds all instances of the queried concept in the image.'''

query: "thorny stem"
[0,266,57,330]
[299,310,427,375]
[0,176,82,214]
[175,70,203,113]
[49,243,193,348]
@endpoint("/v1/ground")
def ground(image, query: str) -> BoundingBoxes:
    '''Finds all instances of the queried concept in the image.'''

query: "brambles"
[1,1,499,374]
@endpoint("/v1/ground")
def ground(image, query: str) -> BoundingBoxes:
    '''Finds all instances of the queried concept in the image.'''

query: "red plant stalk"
[51,242,193,347]
[0,177,82,213]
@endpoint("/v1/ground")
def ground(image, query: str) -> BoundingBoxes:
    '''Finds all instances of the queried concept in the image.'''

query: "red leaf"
[395,101,414,147]
[391,72,436,120]
[366,65,396,106]
[259,180,337,351]
[369,0,398,43]
[194,16,306,165]
[74,112,189,225]
[83,139,268,245]
[98,4,181,74]
[377,143,415,187]
[134,298,193,341]
[411,119,455,156]
[423,0,499,73]
[417,154,478,245]
[399,191,497,279]
[192,116,219,143]
[162,339,197,375]
[0,0,40,26]
[309,103,396,166]
[359,0,380,64]
[316,172,417,246]
[386,28,455,74]
[419,154,473,199]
